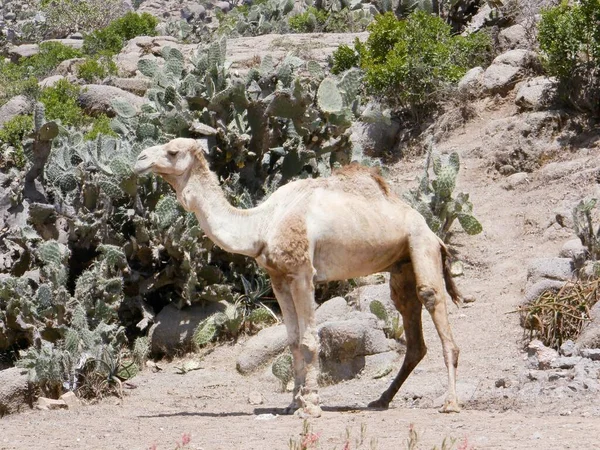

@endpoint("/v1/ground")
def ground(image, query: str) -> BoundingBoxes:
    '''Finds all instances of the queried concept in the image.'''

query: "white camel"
[134,137,462,417]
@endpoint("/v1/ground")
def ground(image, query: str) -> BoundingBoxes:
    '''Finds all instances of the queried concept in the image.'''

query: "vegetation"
[41,0,128,36]
[38,79,87,127]
[0,115,33,169]
[404,145,482,243]
[83,12,158,56]
[572,198,600,261]
[331,11,491,116]
[538,0,600,114]
[76,56,118,83]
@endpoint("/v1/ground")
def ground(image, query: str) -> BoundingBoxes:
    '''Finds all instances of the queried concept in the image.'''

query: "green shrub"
[39,79,86,127]
[289,7,328,32]
[538,0,600,113]
[77,56,118,83]
[41,0,128,36]
[359,11,490,115]
[84,114,118,140]
[0,115,32,169]
[83,12,158,56]
[26,42,83,78]
[330,42,361,75]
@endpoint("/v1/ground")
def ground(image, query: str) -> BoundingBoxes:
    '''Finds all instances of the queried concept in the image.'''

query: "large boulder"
[515,76,556,111]
[78,84,148,117]
[236,325,289,375]
[0,368,34,417]
[457,66,484,96]
[105,77,152,96]
[0,95,34,128]
[498,24,529,51]
[149,302,226,355]
[8,44,39,62]
[349,113,401,159]
[54,58,86,76]
[577,302,600,349]
[482,50,541,96]
[526,258,575,288]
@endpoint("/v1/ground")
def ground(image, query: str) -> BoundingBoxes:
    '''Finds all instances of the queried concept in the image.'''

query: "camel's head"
[133,138,207,178]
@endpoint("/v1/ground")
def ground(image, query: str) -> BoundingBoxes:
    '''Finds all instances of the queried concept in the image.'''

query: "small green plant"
[369,300,404,341]
[404,145,482,243]
[77,56,117,83]
[330,43,361,75]
[0,115,33,169]
[39,79,86,127]
[572,198,600,260]
[41,0,128,36]
[26,41,83,78]
[272,353,293,392]
[83,12,158,56]
[289,7,329,32]
[84,114,119,140]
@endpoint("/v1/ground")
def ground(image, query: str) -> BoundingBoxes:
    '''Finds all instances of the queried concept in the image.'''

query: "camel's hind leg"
[369,262,427,409]
[410,233,461,413]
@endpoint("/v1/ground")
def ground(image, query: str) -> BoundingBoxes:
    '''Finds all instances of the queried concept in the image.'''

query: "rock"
[44,38,84,50]
[495,378,513,388]
[315,297,350,324]
[8,43,39,62]
[457,66,484,95]
[236,325,288,375]
[60,391,81,410]
[0,368,34,417]
[581,349,600,361]
[4,12,16,20]
[0,95,33,128]
[498,24,529,51]
[523,279,565,304]
[105,77,152,96]
[346,283,395,317]
[577,302,600,349]
[181,3,206,21]
[559,239,587,267]
[526,258,574,286]
[560,340,577,357]
[550,356,581,370]
[501,172,529,190]
[214,1,231,12]
[527,339,558,370]
[349,111,401,157]
[580,261,600,279]
[482,50,541,96]
[38,75,65,89]
[36,397,68,411]
[54,58,86,76]
[69,32,83,40]
[149,302,226,355]
[247,391,263,405]
[515,76,556,111]
[78,84,148,117]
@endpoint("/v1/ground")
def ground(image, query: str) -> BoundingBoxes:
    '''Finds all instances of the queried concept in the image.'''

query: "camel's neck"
[173,161,265,258]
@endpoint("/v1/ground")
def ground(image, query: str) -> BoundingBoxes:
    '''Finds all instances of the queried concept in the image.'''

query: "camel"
[134,137,462,417]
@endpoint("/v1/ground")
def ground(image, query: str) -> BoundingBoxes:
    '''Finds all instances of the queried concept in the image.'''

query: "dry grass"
[519,278,600,349]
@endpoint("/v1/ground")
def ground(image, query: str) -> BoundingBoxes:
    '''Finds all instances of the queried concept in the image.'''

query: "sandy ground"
[2,101,600,450]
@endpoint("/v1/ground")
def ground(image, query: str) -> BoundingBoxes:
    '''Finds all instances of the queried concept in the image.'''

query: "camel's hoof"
[439,401,461,413]
[283,403,300,415]
[367,398,389,409]
[295,403,322,418]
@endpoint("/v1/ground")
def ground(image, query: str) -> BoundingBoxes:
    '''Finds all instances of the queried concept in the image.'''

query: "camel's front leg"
[288,271,321,418]
[271,276,304,413]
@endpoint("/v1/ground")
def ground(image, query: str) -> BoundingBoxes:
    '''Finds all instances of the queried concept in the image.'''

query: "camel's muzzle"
[133,151,153,175]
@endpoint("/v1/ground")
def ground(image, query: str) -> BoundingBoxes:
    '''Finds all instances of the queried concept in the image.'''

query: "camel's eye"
[167,149,178,157]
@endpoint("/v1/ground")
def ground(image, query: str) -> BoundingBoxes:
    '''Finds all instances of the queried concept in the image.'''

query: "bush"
[359,11,490,115]
[39,79,86,127]
[77,56,118,83]
[84,114,118,140]
[41,0,128,36]
[330,43,361,75]
[289,7,328,32]
[538,0,600,113]
[83,12,158,56]
[0,115,32,169]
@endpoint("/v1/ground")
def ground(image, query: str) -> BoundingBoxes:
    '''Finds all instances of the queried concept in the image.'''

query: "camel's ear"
[195,139,210,155]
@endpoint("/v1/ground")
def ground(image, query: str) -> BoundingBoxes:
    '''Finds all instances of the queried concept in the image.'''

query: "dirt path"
[3,102,600,450]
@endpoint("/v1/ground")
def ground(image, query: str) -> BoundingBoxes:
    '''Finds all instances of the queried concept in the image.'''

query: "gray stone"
[69,32,83,40]
[38,75,65,89]
[527,339,558,370]
[315,296,350,325]
[492,49,540,69]
[498,24,529,51]
[501,172,529,190]
[576,302,600,349]
[181,3,206,21]
[36,397,67,411]
[4,12,16,20]
[581,349,600,361]
[515,76,556,111]
[247,391,263,405]
[346,283,395,317]
[78,84,148,117]
[8,43,39,62]
[349,113,401,158]
[54,58,86,76]
[214,1,231,12]
[482,63,522,95]
[457,66,484,95]
[236,325,288,375]
[523,279,565,304]
[0,95,33,128]
[526,258,574,286]
[149,302,226,355]
[551,356,581,369]
[0,368,33,417]
[559,239,587,266]
[60,391,81,410]
[560,340,577,357]
[105,77,152,96]
[580,261,600,279]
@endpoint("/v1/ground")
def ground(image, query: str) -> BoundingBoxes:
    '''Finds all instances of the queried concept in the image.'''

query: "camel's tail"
[440,242,462,307]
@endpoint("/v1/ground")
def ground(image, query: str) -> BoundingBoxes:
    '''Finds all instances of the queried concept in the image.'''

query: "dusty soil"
[3,100,600,450]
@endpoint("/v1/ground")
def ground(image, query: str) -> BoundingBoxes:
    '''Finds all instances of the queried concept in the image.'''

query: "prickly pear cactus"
[272,353,293,392]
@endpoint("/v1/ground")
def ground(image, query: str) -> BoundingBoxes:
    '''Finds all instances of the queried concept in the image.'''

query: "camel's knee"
[300,331,319,363]
[417,286,439,312]
[448,346,460,369]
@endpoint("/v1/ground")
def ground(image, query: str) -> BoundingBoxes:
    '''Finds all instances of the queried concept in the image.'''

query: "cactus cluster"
[404,146,483,242]
[572,198,600,261]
